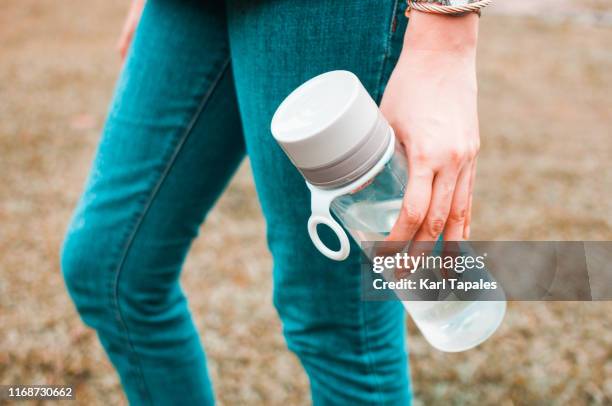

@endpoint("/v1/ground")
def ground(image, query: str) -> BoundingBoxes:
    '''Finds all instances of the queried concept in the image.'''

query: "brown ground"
[1,1,611,405]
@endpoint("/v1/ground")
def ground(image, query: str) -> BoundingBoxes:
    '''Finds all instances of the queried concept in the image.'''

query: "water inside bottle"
[342,199,402,241]
[342,198,506,352]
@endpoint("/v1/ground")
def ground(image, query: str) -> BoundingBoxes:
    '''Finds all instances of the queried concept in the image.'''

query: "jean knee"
[61,225,111,327]
[273,282,351,360]
[272,291,312,358]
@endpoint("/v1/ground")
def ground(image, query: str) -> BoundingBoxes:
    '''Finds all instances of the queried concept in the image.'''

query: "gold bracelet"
[405,0,493,18]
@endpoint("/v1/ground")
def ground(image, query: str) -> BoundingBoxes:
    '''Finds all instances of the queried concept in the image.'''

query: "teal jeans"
[61,0,410,404]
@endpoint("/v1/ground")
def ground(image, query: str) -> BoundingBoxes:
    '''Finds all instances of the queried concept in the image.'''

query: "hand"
[381,11,480,243]
[116,0,145,61]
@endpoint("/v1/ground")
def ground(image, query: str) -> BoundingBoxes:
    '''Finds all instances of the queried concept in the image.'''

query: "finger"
[117,29,129,59]
[406,169,458,273]
[463,159,478,240]
[406,169,459,267]
[464,194,473,240]
[117,25,135,60]
[413,169,459,242]
[122,31,134,60]
[117,1,144,60]
[386,166,434,243]
[117,41,127,60]
[444,162,472,241]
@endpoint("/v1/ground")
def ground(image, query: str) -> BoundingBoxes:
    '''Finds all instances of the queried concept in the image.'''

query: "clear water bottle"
[271,70,505,352]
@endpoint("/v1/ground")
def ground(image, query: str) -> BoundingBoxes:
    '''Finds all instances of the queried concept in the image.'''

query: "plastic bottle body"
[271,70,505,352]
[330,141,506,352]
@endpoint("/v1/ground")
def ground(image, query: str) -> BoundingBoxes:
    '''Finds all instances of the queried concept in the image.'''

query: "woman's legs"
[226,1,411,404]
[61,1,242,404]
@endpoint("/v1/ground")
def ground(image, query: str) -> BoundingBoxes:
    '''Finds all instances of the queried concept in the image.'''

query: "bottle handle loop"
[307,214,351,261]
[307,184,351,261]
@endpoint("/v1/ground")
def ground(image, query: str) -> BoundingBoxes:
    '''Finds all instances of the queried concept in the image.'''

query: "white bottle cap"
[271,70,392,189]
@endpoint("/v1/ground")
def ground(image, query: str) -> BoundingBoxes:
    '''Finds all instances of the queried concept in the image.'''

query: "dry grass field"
[1,1,611,405]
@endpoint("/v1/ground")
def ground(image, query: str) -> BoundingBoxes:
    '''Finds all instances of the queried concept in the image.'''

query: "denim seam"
[374,0,401,103]
[108,56,232,405]
[363,2,401,404]
[360,303,385,405]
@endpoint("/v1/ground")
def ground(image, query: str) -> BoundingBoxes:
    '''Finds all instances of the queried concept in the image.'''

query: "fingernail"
[464,226,471,240]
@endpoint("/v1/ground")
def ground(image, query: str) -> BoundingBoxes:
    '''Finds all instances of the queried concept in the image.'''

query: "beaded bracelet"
[405,0,493,17]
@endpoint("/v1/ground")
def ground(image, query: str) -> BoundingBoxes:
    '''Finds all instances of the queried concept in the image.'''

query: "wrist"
[403,10,479,54]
